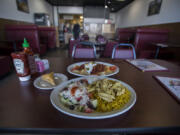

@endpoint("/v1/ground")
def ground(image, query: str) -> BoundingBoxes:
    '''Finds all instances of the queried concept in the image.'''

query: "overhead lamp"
[105,19,108,23]
[105,5,108,8]
[80,16,83,19]
[108,1,111,4]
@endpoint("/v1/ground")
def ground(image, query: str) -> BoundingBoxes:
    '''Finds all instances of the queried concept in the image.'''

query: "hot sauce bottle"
[22,38,37,74]
[11,52,31,81]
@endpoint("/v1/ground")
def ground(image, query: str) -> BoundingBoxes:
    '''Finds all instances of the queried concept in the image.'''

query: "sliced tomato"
[85,108,93,113]
[76,96,82,101]
[109,66,117,71]
[71,66,80,71]
[71,86,78,96]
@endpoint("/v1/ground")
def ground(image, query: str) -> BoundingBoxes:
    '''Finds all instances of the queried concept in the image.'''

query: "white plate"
[67,61,119,77]
[50,76,136,119]
[33,73,68,90]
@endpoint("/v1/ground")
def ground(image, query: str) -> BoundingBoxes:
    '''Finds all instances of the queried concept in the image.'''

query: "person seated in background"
[73,23,80,40]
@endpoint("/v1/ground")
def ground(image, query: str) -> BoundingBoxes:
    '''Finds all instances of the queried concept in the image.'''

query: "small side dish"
[33,72,68,90]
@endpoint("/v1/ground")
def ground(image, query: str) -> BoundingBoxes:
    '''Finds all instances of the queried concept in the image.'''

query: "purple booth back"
[103,41,118,58]
[134,28,169,58]
[5,25,47,55]
[38,27,56,49]
[117,28,136,43]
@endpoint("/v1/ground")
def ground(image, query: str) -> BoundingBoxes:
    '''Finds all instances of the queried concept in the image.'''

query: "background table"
[89,38,107,58]
[151,43,180,58]
[0,58,180,134]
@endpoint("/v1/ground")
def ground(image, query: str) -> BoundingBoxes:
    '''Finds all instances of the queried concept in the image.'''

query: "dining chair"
[69,39,79,57]
[80,34,89,41]
[72,41,96,58]
[96,34,107,43]
[112,43,136,59]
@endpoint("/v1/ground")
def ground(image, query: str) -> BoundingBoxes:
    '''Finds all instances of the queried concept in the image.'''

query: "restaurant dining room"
[0,0,180,135]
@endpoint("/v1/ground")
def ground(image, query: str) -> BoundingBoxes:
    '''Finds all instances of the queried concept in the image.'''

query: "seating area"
[0,24,58,78]
[69,28,174,60]
[5,24,57,55]
[0,24,179,79]
[134,28,169,59]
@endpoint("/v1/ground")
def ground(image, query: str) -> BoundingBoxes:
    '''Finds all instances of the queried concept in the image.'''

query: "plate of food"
[50,76,136,119]
[33,72,68,90]
[67,61,119,77]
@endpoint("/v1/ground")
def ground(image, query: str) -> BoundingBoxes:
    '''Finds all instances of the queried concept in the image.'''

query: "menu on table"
[126,59,168,72]
[155,76,180,101]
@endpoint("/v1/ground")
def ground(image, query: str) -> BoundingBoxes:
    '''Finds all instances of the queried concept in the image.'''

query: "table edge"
[0,127,180,134]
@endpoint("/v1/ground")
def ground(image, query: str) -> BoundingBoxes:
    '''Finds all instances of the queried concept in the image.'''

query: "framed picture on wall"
[16,0,29,13]
[147,0,162,16]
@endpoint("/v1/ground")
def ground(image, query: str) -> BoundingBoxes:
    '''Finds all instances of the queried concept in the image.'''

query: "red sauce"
[11,52,30,78]
[71,86,78,96]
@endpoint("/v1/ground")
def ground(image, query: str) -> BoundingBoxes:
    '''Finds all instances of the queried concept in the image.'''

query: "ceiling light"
[111,8,114,11]
[105,5,108,8]
[108,1,111,4]
[80,16,83,19]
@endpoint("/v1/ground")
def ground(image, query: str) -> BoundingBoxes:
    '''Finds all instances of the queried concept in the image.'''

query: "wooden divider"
[126,22,180,44]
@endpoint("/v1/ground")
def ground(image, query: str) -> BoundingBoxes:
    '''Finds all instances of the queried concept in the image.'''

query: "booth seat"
[0,40,14,78]
[0,56,12,78]
[0,40,17,55]
[38,27,56,49]
[134,28,169,58]
[116,28,136,43]
[5,25,47,55]
[103,41,118,58]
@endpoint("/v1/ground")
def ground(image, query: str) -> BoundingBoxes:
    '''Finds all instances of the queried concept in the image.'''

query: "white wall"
[115,0,180,28]
[52,6,83,26]
[58,6,83,14]
[0,0,53,24]
[110,13,116,23]
[53,6,59,26]
[84,18,105,23]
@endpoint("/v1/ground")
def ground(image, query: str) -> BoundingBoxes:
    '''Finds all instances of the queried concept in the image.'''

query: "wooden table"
[151,43,180,59]
[0,58,180,134]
